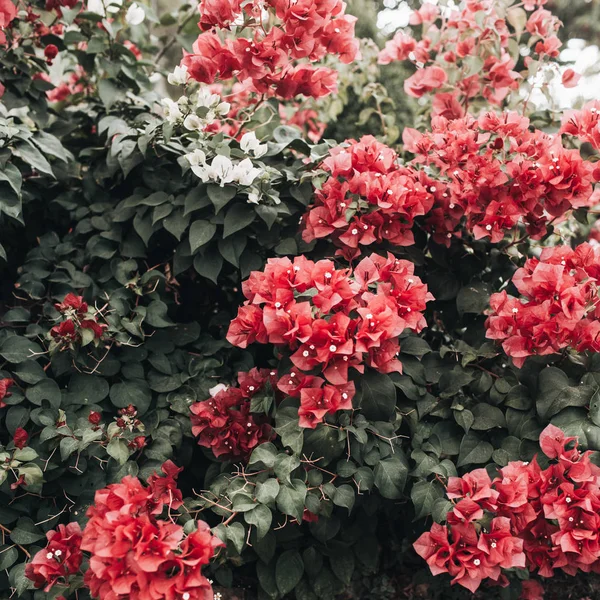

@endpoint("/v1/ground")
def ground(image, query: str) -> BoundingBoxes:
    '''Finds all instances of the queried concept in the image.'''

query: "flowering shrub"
[226,253,433,427]
[25,461,222,599]
[1,0,600,598]
[486,243,600,366]
[415,424,600,593]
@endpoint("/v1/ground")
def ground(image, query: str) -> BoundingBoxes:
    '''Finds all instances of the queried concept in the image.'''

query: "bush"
[0,0,600,599]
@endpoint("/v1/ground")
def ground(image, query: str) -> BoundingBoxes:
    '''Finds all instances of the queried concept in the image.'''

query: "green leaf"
[0,163,22,195]
[98,78,125,110]
[329,547,354,585]
[537,367,594,420]
[10,518,45,544]
[110,381,152,414]
[60,437,80,461]
[0,545,18,570]
[249,443,278,469]
[189,220,217,254]
[276,550,304,595]
[411,480,444,520]
[457,433,493,467]
[245,504,272,539]
[276,479,307,521]
[332,484,355,513]
[0,336,43,363]
[470,403,506,430]
[359,371,396,421]
[225,522,246,554]
[255,479,280,504]
[193,251,223,284]
[373,454,408,499]
[106,438,130,465]
[275,406,304,455]
[223,203,255,238]
[14,142,54,177]
[207,184,237,213]
[67,374,109,404]
[26,379,61,408]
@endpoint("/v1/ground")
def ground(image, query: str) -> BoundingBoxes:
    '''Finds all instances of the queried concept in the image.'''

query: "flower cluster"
[301,135,434,259]
[181,0,359,99]
[25,523,83,592]
[561,100,600,152]
[50,293,108,350]
[81,462,222,600]
[378,0,561,112]
[415,425,600,594]
[161,80,232,131]
[486,243,600,367]
[190,368,275,460]
[226,253,433,428]
[403,112,599,246]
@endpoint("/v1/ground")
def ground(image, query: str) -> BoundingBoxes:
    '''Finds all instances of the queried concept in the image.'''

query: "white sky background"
[376,0,600,111]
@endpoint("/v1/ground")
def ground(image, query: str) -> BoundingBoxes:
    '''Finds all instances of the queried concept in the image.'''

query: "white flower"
[197,87,221,109]
[234,158,262,186]
[240,131,268,158]
[87,0,106,15]
[160,98,182,122]
[216,101,231,116]
[209,383,228,397]
[106,0,123,13]
[247,191,261,204]
[183,114,204,131]
[185,149,206,166]
[125,2,145,25]
[207,155,236,186]
[168,65,189,86]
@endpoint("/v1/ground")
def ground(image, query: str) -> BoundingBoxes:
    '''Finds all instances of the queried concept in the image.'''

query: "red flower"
[80,318,107,339]
[0,0,17,30]
[0,378,14,408]
[404,66,448,98]
[81,472,222,600]
[562,68,581,89]
[51,319,79,345]
[190,374,274,460]
[88,410,102,425]
[25,523,83,592]
[44,44,59,64]
[123,40,142,60]
[13,427,28,449]
[55,293,88,316]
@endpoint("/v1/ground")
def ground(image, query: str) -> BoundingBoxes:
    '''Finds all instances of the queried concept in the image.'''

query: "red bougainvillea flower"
[486,243,600,367]
[0,0,17,46]
[55,293,88,316]
[562,69,581,89]
[301,135,434,258]
[190,368,274,460]
[0,378,14,408]
[404,65,448,98]
[402,113,599,247]
[13,427,28,449]
[25,523,83,592]
[561,100,600,151]
[415,425,600,592]
[80,464,222,599]
[44,44,59,64]
[182,0,359,100]
[226,253,433,428]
